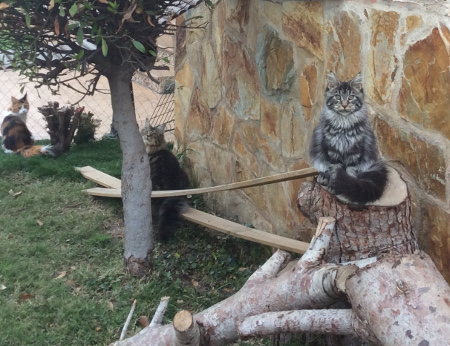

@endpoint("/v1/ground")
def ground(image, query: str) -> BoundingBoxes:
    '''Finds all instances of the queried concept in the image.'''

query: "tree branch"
[239,309,357,339]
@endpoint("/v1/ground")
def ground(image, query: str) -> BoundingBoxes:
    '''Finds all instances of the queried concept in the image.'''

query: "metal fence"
[0,69,175,140]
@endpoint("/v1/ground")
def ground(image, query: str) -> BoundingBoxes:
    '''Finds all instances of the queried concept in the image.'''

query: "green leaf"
[67,23,78,31]
[75,49,85,60]
[25,12,31,28]
[84,2,92,10]
[148,50,156,56]
[69,3,78,17]
[131,39,145,53]
[76,27,84,45]
[59,7,65,17]
[101,38,108,56]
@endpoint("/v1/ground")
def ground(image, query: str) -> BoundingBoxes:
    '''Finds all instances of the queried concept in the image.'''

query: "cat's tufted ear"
[144,118,150,128]
[19,93,27,103]
[156,123,166,134]
[326,72,340,90]
[350,73,363,92]
[11,96,18,103]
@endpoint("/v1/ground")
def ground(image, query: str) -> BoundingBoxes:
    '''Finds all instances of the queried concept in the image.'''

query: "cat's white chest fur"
[1,107,28,124]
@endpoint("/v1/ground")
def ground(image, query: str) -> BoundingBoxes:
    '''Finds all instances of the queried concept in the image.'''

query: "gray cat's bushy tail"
[332,162,388,204]
[157,197,188,241]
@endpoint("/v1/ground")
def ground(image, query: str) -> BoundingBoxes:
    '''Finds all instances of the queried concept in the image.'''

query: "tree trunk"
[113,218,450,346]
[107,68,153,276]
[297,166,417,262]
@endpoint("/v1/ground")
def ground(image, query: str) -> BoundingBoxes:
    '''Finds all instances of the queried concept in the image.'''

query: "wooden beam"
[82,167,318,198]
[76,166,121,189]
[77,166,312,254]
[182,208,309,254]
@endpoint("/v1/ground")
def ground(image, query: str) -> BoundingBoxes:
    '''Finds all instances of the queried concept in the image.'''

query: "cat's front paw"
[317,171,330,186]
[328,166,346,195]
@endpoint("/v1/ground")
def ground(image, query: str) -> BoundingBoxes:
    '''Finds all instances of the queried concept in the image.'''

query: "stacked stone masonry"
[174,0,450,282]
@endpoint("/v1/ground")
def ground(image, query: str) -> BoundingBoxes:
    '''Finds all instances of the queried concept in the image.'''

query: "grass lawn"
[0,139,309,345]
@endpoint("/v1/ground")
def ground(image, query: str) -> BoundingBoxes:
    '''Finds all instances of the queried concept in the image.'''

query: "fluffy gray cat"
[309,72,387,204]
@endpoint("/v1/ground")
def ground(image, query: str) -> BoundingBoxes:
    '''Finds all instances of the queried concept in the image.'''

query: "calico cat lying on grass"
[140,121,190,241]
[1,94,60,157]
[309,72,387,204]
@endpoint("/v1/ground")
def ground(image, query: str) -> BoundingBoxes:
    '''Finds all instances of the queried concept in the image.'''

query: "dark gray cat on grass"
[309,72,387,204]
[141,121,190,241]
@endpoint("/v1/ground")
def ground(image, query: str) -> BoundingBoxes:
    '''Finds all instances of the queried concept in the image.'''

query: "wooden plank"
[82,167,318,198]
[182,208,309,254]
[76,166,121,189]
[85,187,121,198]
[78,166,311,254]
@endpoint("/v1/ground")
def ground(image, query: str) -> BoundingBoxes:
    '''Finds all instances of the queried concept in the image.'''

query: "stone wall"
[174,0,450,282]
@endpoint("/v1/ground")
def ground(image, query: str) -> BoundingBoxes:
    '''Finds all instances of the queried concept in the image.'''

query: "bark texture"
[297,167,417,262]
[107,68,153,276]
[345,251,450,345]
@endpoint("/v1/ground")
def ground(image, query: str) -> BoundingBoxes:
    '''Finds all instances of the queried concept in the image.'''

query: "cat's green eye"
[335,95,341,100]
[348,95,354,100]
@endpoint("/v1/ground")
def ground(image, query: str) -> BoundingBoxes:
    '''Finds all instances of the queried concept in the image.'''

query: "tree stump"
[297,166,417,263]
[38,101,84,155]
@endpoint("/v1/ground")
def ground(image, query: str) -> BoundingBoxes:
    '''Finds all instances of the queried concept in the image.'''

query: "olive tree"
[0,0,204,274]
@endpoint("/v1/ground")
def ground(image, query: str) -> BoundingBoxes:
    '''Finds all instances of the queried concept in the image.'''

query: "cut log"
[173,310,200,346]
[297,166,417,262]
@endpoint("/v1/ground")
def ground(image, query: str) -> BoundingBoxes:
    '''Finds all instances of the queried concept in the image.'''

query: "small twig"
[150,296,170,328]
[119,299,137,341]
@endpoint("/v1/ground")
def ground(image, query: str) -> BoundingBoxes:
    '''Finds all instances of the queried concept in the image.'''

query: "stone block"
[224,0,250,34]
[400,27,450,140]
[232,131,261,177]
[300,64,319,122]
[263,1,282,28]
[280,101,309,158]
[257,26,295,95]
[260,97,280,141]
[204,141,235,185]
[202,44,222,109]
[211,106,234,147]
[175,62,194,116]
[175,16,187,69]
[186,141,212,189]
[222,35,260,120]
[326,11,362,80]
[376,118,446,201]
[420,201,450,284]
[367,10,400,104]
[211,1,225,70]
[281,2,324,60]
[186,88,212,138]
[239,122,283,167]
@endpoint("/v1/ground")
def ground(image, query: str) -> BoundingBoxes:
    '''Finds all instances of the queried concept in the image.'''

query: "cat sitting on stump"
[140,121,190,241]
[309,72,388,204]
